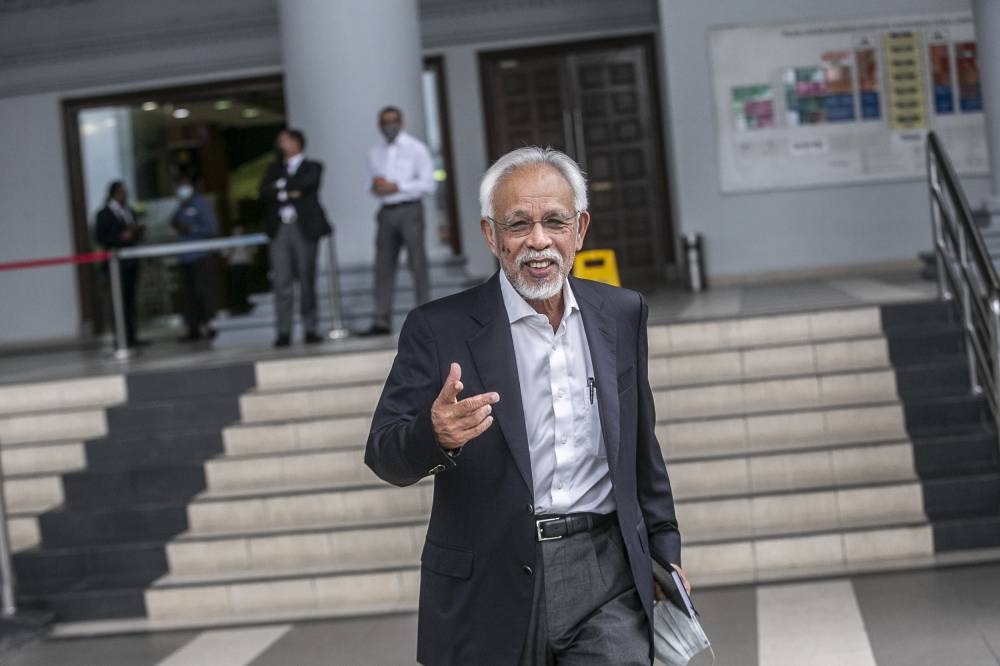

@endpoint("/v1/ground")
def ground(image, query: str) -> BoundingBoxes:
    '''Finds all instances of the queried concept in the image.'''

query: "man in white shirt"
[360,106,437,336]
[366,147,687,665]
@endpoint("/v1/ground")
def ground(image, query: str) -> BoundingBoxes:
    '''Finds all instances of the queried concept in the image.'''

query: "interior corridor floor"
[3,562,999,666]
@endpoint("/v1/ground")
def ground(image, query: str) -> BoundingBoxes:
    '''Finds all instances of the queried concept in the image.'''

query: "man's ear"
[480,218,500,258]
[575,210,591,251]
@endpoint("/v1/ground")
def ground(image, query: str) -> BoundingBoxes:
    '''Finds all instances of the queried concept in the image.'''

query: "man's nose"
[526,221,552,249]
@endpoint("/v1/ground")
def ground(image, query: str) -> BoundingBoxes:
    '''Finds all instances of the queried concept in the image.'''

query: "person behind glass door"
[359,106,436,337]
[258,128,332,348]
[170,174,218,342]
[94,180,148,347]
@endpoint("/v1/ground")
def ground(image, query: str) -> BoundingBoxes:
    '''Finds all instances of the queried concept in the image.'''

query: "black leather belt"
[535,512,616,542]
[381,200,421,210]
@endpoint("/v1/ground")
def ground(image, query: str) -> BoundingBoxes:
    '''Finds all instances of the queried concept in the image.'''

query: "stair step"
[166,521,426,577]
[2,440,86,476]
[186,482,432,536]
[669,441,917,498]
[84,429,225,468]
[60,465,207,510]
[38,505,189,548]
[205,448,373,492]
[0,409,107,446]
[106,397,243,434]
[2,474,64,514]
[14,542,167,582]
[144,566,419,621]
[0,376,125,417]
[124,364,255,402]
[223,416,370,456]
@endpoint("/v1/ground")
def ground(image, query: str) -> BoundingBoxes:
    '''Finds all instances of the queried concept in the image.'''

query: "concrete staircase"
[135,302,998,630]
[0,377,126,555]
[7,299,998,635]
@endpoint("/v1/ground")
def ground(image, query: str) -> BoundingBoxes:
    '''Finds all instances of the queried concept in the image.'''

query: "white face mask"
[176,184,194,201]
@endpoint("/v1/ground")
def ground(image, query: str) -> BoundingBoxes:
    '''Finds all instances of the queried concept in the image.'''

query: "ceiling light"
[242,108,260,119]
[141,101,158,111]
[214,100,233,110]
[172,108,191,119]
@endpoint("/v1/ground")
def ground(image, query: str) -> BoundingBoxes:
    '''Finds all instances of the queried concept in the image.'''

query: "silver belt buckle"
[536,517,563,542]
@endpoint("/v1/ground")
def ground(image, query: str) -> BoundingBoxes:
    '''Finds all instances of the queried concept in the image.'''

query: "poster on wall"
[709,12,989,194]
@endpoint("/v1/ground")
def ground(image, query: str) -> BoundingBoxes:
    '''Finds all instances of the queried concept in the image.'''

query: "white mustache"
[517,249,563,270]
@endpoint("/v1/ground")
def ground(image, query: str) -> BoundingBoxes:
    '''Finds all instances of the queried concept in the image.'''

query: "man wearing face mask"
[259,128,332,348]
[359,106,436,337]
[170,174,218,342]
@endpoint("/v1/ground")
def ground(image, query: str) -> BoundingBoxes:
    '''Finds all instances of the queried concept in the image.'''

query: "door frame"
[423,55,463,256]
[478,33,676,282]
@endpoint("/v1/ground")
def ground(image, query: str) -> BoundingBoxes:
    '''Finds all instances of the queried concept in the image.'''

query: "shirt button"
[522,564,534,576]
[526,503,534,514]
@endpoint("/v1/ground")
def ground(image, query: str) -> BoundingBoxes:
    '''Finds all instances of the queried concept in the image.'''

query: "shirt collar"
[286,152,305,171]
[498,268,579,325]
[385,130,410,147]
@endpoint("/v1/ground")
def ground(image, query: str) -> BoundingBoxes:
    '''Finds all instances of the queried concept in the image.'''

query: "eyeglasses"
[487,211,579,237]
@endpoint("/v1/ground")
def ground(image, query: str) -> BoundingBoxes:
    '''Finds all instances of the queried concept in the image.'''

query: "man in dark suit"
[258,128,333,347]
[366,147,687,665]
[94,180,146,347]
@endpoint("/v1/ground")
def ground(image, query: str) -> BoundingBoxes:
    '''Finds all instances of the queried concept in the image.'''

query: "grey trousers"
[519,522,651,665]
[269,222,318,337]
[374,201,429,328]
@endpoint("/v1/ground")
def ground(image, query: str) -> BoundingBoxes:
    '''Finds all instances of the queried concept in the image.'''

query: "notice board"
[709,12,989,193]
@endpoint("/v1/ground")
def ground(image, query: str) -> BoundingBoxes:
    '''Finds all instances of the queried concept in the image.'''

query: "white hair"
[479,147,588,223]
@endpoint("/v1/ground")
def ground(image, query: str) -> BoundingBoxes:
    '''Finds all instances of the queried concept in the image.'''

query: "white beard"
[504,247,571,301]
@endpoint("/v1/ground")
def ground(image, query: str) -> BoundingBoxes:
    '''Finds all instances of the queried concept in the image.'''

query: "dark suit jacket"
[365,273,682,665]
[94,204,143,249]
[258,158,332,242]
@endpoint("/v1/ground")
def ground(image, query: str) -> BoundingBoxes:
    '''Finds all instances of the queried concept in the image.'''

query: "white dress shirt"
[108,199,135,226]
[368,131,436,205]
[499,270,616,516]
[277,152,306,225]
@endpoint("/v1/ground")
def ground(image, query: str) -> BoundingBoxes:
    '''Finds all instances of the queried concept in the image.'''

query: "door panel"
[481,37,674,287]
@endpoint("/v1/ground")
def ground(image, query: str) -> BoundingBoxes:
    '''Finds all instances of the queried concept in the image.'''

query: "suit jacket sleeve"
[365,308,456,487]
[635,294,682,567]
[258,163,279,202]
[289,161,322,195]
[94,208,121,248]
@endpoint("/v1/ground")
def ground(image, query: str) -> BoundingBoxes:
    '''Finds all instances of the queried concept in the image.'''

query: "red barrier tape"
[0,251,110,272]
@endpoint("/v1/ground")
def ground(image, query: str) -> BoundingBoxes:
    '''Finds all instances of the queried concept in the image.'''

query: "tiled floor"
[0,271,938,386]
[5,563,999,665]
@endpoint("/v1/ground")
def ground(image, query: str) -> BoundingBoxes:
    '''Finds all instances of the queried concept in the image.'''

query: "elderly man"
[366,147,686,665]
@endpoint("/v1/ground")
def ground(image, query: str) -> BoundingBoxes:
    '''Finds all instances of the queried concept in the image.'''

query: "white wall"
[657,0,993,280]
[0,92,81,343]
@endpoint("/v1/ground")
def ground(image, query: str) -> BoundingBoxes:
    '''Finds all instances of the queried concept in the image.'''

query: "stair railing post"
[108,251,132,360]
[0,451,18,617]
[927,155,951,301]
[325,232,349,340]
[959,227,981,395]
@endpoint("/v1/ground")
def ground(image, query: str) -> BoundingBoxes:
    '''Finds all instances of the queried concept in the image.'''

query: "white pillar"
[277,0,429,267]
[973,0,1000,224]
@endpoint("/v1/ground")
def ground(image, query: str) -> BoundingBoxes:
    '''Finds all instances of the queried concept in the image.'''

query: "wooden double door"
[481,36,675,287]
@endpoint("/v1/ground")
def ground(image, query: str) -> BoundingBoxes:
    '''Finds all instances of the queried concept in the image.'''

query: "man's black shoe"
[304,332,324,344]
[358,325,391,337]
[274,335,291,348]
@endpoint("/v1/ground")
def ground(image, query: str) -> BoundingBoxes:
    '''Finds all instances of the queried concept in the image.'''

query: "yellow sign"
[883,31,927,130]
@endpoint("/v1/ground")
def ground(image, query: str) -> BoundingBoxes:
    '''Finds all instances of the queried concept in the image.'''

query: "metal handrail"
[926,131,1000,427]
[109,232,349,359]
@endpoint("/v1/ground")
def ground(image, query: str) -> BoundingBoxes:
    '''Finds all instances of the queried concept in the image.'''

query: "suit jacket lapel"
[467,274,534,492]
[573,278,621,473]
